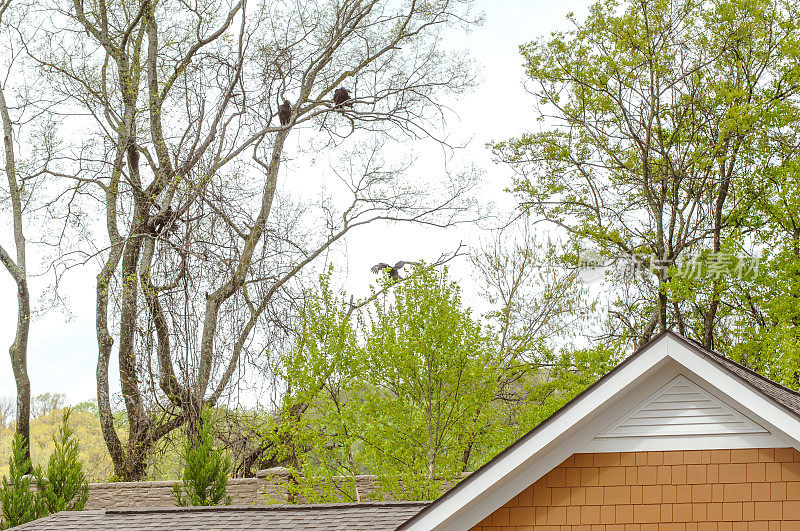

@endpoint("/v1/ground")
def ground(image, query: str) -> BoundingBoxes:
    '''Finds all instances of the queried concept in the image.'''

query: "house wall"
[471,448,800,531]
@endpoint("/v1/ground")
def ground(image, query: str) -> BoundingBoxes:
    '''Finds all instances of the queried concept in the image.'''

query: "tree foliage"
[494,0,800,352]
[260,266,508,501]
[362,267,501,499]
[724,49,800,385]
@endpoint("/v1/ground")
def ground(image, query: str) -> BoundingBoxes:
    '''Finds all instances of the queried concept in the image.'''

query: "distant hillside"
[0,408,115,481]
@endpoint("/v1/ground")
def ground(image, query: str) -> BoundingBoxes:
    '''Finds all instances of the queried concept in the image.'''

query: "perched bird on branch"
[127,140,139,169]
[149,206,176,236]
[278,99,291,126]
[370,260,420,282]
[333,87,353,109]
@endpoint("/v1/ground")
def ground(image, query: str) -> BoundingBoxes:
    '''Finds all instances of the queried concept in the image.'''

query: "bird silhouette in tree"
[278,100,291,126]
[370,260,420,282]
[333,87,353,109]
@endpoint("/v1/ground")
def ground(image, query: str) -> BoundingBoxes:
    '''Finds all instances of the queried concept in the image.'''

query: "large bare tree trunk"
[40,0,475,480]
[0,61,32,469]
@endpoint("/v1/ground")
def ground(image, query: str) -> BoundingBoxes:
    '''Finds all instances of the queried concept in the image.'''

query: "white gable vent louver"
[596,375,768,438]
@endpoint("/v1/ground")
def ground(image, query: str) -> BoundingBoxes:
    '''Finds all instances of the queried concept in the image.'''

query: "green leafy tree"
[361,266,502,499]
[33,409,89,513]
[264,269,364,503]
[261,266,503,502]
[259,264,618,502]
[172,409,232,507]
[0,435,45,529]
[729,156,800,387]
[494,0,800,350]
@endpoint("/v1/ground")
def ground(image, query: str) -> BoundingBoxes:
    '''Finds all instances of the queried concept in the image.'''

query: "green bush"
[0,434,45,529]
[34,409,89,513]
[172,409,231,506]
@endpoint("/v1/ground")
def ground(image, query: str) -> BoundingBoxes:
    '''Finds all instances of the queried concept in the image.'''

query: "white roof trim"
[400,332,800,531]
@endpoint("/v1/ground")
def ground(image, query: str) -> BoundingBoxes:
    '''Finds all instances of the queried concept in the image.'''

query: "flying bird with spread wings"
[370,260,420,282]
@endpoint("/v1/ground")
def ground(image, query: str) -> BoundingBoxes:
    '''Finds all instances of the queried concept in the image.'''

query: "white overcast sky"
[0,0,594,405]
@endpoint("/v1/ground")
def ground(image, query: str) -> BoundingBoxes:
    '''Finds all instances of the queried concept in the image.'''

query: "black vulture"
[149,206,175,236]
[127,142,139,168]
[278,100,291,126]
[370,260,420,282]
[333,87,353,108]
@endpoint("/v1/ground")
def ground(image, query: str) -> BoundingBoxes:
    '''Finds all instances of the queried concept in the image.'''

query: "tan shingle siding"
[471,448,800,530]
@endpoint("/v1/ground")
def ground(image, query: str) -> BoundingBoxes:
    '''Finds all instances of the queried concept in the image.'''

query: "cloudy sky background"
[0,0,594,406]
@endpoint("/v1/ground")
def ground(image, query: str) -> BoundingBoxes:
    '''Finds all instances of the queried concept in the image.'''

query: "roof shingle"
[11,502,430,530]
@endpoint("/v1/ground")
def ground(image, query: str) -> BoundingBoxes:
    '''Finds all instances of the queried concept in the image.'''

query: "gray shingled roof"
[11,502,430,530]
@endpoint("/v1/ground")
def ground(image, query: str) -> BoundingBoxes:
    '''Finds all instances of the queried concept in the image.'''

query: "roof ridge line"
[105,500,431,515]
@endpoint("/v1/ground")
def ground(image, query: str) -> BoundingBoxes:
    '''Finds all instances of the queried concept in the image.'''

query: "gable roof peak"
[401,329,800,530]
